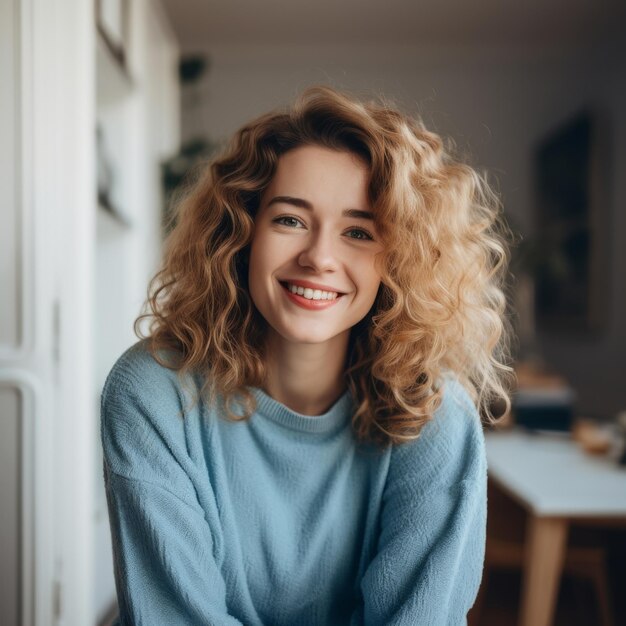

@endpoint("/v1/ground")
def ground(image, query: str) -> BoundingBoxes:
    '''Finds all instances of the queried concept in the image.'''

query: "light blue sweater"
[101,340,487,625]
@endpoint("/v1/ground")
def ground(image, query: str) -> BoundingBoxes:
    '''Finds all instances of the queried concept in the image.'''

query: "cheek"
[248,232,271,279]
[248,232,284,303]
[361,256,383,295]
[364,279,382,307]
[250,228,299,277]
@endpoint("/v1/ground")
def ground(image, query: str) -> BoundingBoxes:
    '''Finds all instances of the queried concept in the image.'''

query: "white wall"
[179,40,626,418]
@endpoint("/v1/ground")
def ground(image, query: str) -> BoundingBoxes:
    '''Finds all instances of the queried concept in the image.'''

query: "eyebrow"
[266,195,374,221]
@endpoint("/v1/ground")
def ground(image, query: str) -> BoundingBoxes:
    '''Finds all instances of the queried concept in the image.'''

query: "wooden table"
[485,428,626,626]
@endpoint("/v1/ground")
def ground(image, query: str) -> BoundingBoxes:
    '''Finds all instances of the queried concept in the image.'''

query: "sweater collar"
[250,387,354,435]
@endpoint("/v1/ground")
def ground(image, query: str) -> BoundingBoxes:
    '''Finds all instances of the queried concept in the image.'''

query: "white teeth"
[285,283,338,300]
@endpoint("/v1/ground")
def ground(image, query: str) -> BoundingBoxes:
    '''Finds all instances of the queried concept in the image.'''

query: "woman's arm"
[104,469,243,625]
[353,379,488,626]
[101,354,243,626]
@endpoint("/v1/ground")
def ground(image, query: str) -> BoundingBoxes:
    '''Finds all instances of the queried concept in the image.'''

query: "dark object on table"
[513,387,575,432]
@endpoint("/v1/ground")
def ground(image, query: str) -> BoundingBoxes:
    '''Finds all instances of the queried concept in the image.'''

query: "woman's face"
[248,144,384,348]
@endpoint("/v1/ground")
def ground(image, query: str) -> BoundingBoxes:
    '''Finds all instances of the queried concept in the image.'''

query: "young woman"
[101,85,512,625]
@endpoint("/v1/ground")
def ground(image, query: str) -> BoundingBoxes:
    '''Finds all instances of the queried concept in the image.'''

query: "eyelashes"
[273,216,302,228]
[272,215,375,241]
[344,227,375,241]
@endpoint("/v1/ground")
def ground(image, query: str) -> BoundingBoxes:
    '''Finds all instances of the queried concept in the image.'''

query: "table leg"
[519,516,568,626]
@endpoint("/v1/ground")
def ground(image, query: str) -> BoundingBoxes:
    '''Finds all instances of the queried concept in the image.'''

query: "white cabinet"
[0,1,180,625]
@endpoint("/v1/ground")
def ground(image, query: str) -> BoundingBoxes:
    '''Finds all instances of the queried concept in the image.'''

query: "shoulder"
[421,376,483,455]
[388,377,486,491]
[102,339,183,404]
[100,340,198,482]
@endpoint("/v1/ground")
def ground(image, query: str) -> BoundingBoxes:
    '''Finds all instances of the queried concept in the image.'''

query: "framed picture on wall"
[96,0,130,69]
[532,110,610,333]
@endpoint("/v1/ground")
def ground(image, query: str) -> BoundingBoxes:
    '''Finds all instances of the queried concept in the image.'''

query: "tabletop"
[485,427,626,517]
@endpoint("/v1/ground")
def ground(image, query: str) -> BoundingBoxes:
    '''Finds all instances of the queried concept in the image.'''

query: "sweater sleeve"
[100,351,243,626]
[357,379,488,626]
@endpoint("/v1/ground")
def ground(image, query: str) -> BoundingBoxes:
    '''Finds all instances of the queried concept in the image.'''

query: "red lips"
[280,282,343,310]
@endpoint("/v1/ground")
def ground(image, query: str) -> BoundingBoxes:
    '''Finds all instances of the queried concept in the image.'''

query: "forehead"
[262,145,371,208]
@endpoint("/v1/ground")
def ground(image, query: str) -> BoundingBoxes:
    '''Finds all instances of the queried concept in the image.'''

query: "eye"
[345,226,375,241]
[273,215,304,228]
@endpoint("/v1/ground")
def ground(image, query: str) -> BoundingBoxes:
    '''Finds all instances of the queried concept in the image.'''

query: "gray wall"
[534,40,626,419]
[180,40,626,418]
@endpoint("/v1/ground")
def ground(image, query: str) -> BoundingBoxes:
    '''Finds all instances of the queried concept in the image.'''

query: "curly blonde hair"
[135,85,513,448]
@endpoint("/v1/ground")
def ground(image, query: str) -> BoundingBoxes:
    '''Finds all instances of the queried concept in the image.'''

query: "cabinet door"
[1,1,39,625]
[1,2,58,625]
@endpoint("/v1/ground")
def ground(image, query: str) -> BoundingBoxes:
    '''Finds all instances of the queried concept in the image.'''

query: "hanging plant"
[161,54,218,235]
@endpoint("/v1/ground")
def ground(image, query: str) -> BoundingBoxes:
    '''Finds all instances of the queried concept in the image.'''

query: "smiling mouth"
[279,281,343,301]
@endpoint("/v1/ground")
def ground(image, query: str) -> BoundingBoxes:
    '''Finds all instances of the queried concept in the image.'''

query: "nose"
[297,229,338,273]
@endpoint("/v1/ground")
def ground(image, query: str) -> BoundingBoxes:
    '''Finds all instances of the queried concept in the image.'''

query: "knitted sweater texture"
[101,340,487,625]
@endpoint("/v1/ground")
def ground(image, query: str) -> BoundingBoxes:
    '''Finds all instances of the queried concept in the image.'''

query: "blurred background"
[1,0,625,624]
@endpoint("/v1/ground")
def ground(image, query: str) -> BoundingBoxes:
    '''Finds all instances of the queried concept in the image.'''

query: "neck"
[262,330,350,416]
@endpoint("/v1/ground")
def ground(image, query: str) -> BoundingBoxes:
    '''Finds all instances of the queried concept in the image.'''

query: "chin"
[280,330,339,345]
[274,322,346,346]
